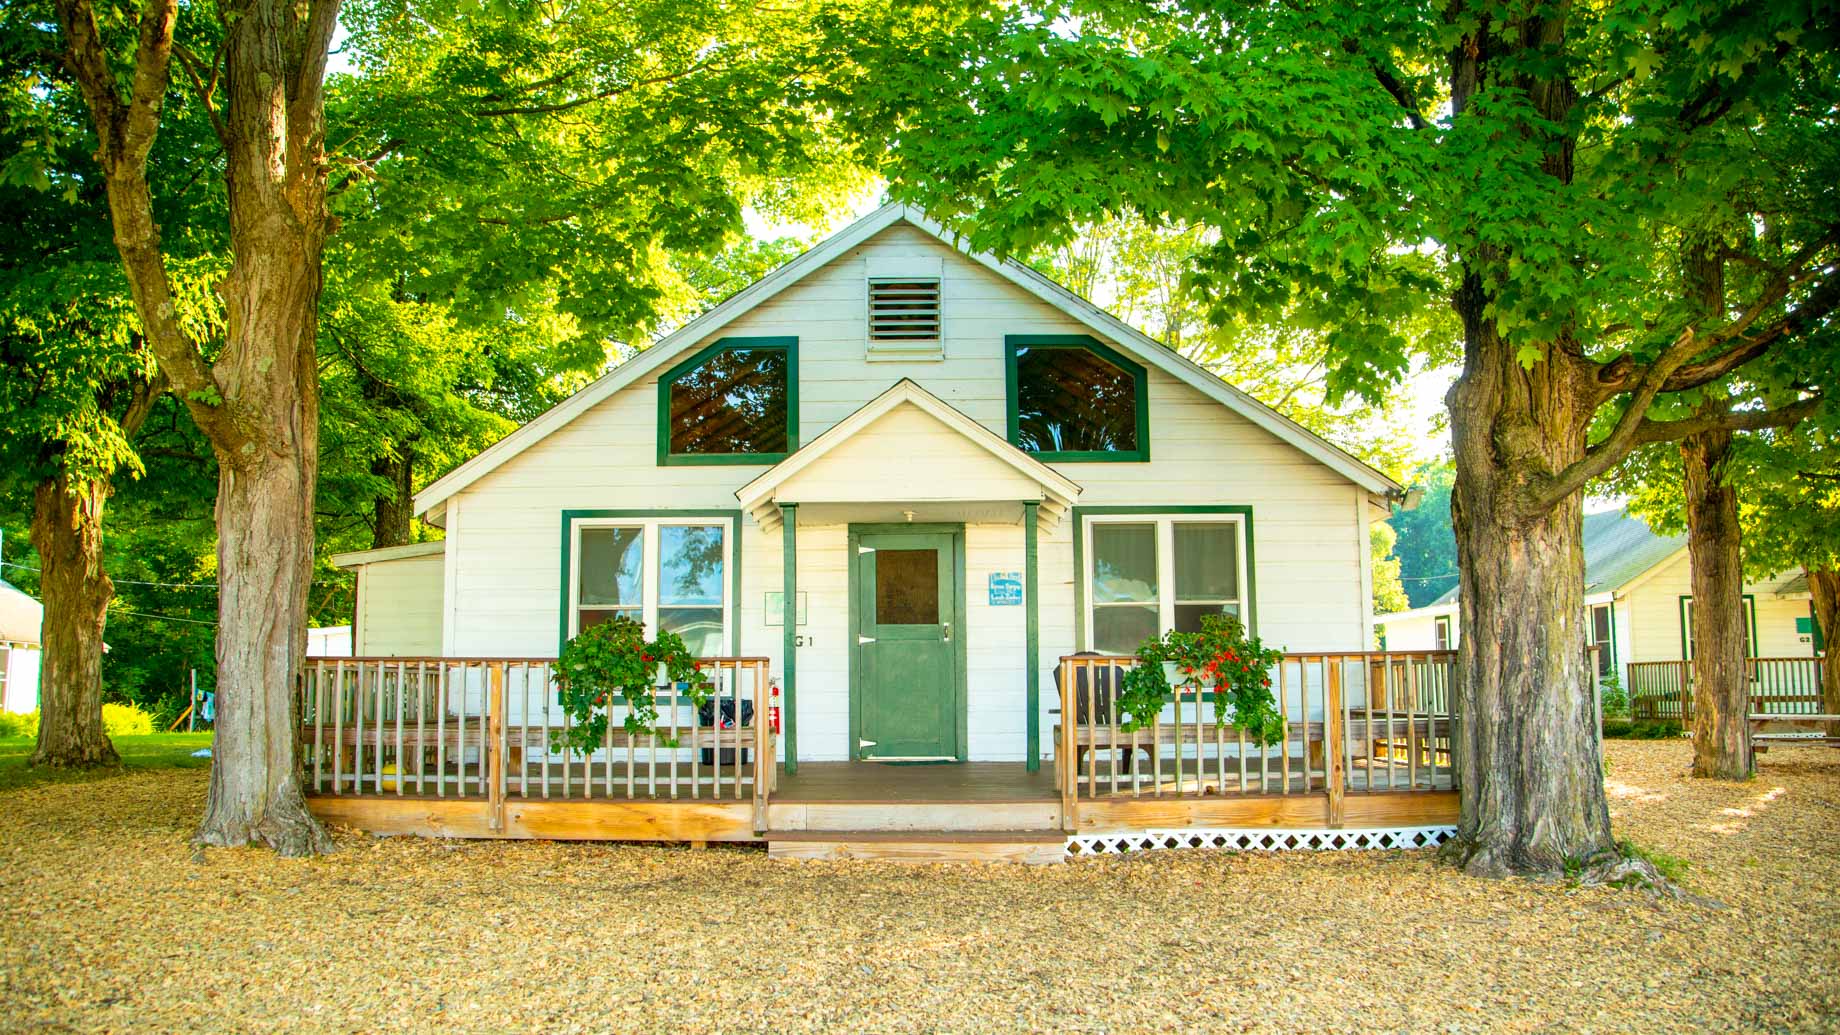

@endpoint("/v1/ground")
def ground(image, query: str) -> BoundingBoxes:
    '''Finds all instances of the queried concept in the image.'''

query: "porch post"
[780,503,799,773]
[1024,501,1041,772]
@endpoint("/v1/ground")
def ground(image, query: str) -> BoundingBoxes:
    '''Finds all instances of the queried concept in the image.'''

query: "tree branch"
[172,42,229,146]
[120,370,171,440]
[1526,327,1708,514]
[1592,228,1840,400]
[1532,394,1825,515]
[1340,39,1428,130]
[472,57,719,117]
[54,0,225,431]
[1624,395,1824,451]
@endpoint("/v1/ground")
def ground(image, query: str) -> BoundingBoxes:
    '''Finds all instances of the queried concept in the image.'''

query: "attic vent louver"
[868,278,941,342]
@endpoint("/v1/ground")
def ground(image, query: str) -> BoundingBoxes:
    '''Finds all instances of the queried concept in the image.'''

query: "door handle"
[943,621,951,642]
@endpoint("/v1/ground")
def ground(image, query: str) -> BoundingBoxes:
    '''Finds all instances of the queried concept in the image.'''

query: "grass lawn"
[1,740,1836,1032]
[0,732,214,793]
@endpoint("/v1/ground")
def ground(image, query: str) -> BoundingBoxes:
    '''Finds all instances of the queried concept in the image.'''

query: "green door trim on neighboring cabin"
[847,523,968,761]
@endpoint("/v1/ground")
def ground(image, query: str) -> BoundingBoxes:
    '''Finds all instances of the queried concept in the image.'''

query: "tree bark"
[1808,568,1839,734]
[27,475,119,768]
[1441,274,1617,877]
[184,0,339,856]
[1682,429,1752,778]
[370,447,414,549]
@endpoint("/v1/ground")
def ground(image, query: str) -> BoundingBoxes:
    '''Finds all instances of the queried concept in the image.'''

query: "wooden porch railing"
[1628,656,1825,723]
[1054,651,1457,830]
[300,657,776,830]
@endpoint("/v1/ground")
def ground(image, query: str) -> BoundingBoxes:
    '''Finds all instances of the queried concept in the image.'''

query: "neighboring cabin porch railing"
[1054,651,1458,830]
[300,657,775,830]
[1628,657,1825,723]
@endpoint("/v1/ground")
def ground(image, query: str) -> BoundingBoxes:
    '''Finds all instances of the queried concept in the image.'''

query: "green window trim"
[1677,593,1759,660]
[1071,505,1259,652]
[656,336,799,467]
[1004,334,1150,463]
[557,509,744,657]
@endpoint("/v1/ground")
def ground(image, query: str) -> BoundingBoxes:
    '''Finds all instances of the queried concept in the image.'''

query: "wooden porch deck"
[776,761,1057,802]
[300,652,1464,861]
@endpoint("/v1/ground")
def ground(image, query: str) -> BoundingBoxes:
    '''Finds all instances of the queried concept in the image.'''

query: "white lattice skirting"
[1067,825,1458,856]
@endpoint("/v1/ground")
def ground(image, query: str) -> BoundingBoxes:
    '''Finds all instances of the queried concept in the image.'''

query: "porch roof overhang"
[736,379,1082,533]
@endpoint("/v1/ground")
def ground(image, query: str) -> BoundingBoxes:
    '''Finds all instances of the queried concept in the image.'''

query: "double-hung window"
[568,517,733,656]
[1084,514,1249,655]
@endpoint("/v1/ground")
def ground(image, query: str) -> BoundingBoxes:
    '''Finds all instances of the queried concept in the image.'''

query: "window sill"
[658,453,789,467]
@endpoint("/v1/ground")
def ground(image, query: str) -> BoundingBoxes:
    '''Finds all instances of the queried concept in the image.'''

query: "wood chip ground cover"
[1,740,1835,1032]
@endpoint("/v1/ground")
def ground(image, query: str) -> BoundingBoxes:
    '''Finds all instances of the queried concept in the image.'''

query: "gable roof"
[735,379,1082,532]
[1428,507,1686,607]
[330,540,446,570]
[413,204,1401,521]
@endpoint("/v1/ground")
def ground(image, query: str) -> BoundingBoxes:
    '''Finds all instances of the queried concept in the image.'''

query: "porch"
[299,650,1461,860]
[1628,657,1826,723]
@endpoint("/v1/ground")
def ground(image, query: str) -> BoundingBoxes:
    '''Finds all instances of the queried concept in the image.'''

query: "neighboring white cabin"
[1375,507,1821,687]
[336,205,1400,765]
[0,581,42,714]
[330,542,445,656]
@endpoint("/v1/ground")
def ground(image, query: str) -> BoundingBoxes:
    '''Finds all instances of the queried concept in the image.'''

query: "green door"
[854,531,960,760]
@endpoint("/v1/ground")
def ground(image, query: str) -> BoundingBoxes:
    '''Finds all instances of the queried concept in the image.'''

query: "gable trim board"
[330,541,446,568]
[734,379,1081,533]
[412,204,1399,522]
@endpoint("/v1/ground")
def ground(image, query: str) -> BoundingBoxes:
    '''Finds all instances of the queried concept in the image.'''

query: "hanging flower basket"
[554,615,708,755]
[1114,614,1286,745]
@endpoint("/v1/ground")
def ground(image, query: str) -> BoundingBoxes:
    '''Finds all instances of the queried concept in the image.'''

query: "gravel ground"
[1,740,1835,1034]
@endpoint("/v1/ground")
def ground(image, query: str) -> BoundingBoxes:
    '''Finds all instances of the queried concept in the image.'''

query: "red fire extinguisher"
[769,679,782,735]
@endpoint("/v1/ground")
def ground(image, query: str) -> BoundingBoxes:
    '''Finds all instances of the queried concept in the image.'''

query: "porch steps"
[767,799,1061,833]
[767,829,1068,865]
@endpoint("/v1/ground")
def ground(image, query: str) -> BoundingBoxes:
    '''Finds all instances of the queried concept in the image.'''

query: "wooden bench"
[1749,713,1840,751]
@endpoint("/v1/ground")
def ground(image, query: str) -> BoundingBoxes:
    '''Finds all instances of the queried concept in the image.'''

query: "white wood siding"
[773,401,1044,506]
[354,553,445,656]
[1623,552,1815,662]
[437,221,1374,760]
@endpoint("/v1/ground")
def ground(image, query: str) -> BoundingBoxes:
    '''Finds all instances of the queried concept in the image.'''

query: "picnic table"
[1749,713,1840,752]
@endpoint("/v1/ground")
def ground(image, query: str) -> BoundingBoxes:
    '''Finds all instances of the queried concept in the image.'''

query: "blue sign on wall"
[988,572,1023,606]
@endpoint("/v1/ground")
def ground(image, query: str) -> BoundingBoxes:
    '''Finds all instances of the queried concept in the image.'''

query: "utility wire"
[107,606,218,627]
[1,559,219,590]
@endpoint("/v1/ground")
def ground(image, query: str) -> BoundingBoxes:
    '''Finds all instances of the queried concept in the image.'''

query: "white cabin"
[1375,507,1823,719]
[0,581,42,715]
[336,204,1401,769]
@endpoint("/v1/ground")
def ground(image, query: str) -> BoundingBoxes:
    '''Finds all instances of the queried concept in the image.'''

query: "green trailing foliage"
[1115,614,1287,746]
[553,616,705,756]
[1598,673,1630,719]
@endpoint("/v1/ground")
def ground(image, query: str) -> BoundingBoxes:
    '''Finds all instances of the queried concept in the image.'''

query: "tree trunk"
[191,232,331,855]
[189,0,338,857]
[1808,568,1839,734]
[1440,276,1617,877]
[27,475,119,768]
[370,447,415,549]
[1682,429,1752,779]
